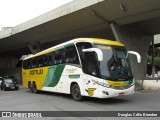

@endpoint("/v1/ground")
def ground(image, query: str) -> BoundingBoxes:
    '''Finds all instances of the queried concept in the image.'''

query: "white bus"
[22,38,140,101]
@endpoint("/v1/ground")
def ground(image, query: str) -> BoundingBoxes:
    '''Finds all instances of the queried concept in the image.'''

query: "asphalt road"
[0,86,159,120]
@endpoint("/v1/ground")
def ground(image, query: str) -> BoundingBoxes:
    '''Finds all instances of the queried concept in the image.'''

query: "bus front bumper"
[99,85,135,98]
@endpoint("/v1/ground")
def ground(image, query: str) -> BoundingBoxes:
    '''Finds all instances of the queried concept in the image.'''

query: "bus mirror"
[82,48,103,61]
[128,51,141,63]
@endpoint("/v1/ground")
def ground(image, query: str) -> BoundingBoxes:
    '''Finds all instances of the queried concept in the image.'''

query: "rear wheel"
[71,84,83,101]
[28,82,33,93]
[32,83,39,94]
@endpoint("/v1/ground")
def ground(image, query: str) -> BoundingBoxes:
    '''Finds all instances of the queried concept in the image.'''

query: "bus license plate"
[119,92,125,96]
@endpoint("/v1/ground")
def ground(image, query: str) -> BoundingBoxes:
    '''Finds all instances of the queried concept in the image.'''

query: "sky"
[0,0,73,30]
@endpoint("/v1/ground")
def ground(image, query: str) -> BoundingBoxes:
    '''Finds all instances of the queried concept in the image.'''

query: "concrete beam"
[1,0,160,53]
[110,22,152,79]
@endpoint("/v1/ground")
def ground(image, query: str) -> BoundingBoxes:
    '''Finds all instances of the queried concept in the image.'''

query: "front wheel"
[71,84,83,101]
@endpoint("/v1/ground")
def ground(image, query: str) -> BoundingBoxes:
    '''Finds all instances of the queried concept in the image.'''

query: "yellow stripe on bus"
[106,80,125,86]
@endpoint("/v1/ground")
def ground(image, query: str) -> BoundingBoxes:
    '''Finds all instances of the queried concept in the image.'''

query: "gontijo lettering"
[29,69,43,75]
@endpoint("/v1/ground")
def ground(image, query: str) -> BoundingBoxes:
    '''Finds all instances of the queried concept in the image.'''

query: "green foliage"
[147,56,160,66]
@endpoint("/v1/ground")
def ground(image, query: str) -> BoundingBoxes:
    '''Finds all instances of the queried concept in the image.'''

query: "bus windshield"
[95,44,133,80]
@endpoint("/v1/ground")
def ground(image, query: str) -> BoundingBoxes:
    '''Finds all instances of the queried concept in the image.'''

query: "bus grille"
[111,85,132,90]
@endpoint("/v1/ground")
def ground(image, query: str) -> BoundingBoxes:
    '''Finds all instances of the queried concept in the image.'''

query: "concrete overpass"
[1,0,160,79]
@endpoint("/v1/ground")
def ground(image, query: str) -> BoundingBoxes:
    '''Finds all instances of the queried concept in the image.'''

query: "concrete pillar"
[110,23,152,79]
[0,56,19,68]
[151,39,155,77]
[0,56,22,83]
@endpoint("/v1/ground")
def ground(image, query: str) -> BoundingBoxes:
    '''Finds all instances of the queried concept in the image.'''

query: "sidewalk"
[135,79,160,93]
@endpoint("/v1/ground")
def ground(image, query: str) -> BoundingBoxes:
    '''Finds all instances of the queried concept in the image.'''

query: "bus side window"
[27,60,32,69]
[48,52,55,66]
[23,60,26,69]
[37,57,43,67]
[76,42,99,76]
[32,58,37,68]
[76,42,93,60]
[43,56,48,67]
[85,52,98,76]
[65,46,79,64]
[76,42,93,68]
[23,60,29,69]
[55,50,63,64]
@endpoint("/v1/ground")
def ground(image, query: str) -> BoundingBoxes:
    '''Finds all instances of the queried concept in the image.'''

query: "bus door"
[83,52,99,97]
[76,42,99,97]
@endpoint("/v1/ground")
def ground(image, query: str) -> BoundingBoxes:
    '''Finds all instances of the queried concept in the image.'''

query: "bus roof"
[23,38,124,60]
[74,38,124,46]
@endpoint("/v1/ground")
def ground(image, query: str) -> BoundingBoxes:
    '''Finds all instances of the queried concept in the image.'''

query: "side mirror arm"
[128,51,141,63]
[82,48,103,61]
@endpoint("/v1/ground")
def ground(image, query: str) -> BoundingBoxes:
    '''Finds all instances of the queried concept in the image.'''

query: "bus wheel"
[28,82,33,93]
[71,84,83,101]
[32,83,39,94]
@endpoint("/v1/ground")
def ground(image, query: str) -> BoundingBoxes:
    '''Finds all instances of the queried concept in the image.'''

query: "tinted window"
[55,50,64,64]
[23,45,80,68]
[76,42,95,74]
[32,59,37,68]
[83,52,99,76]
[48,52,55,66]
[37,56,43,67]
[36,55,49,67]
[43,55,48,66]
[23,60,32,69]
[76,42,93,61]
[65,46,79,64]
